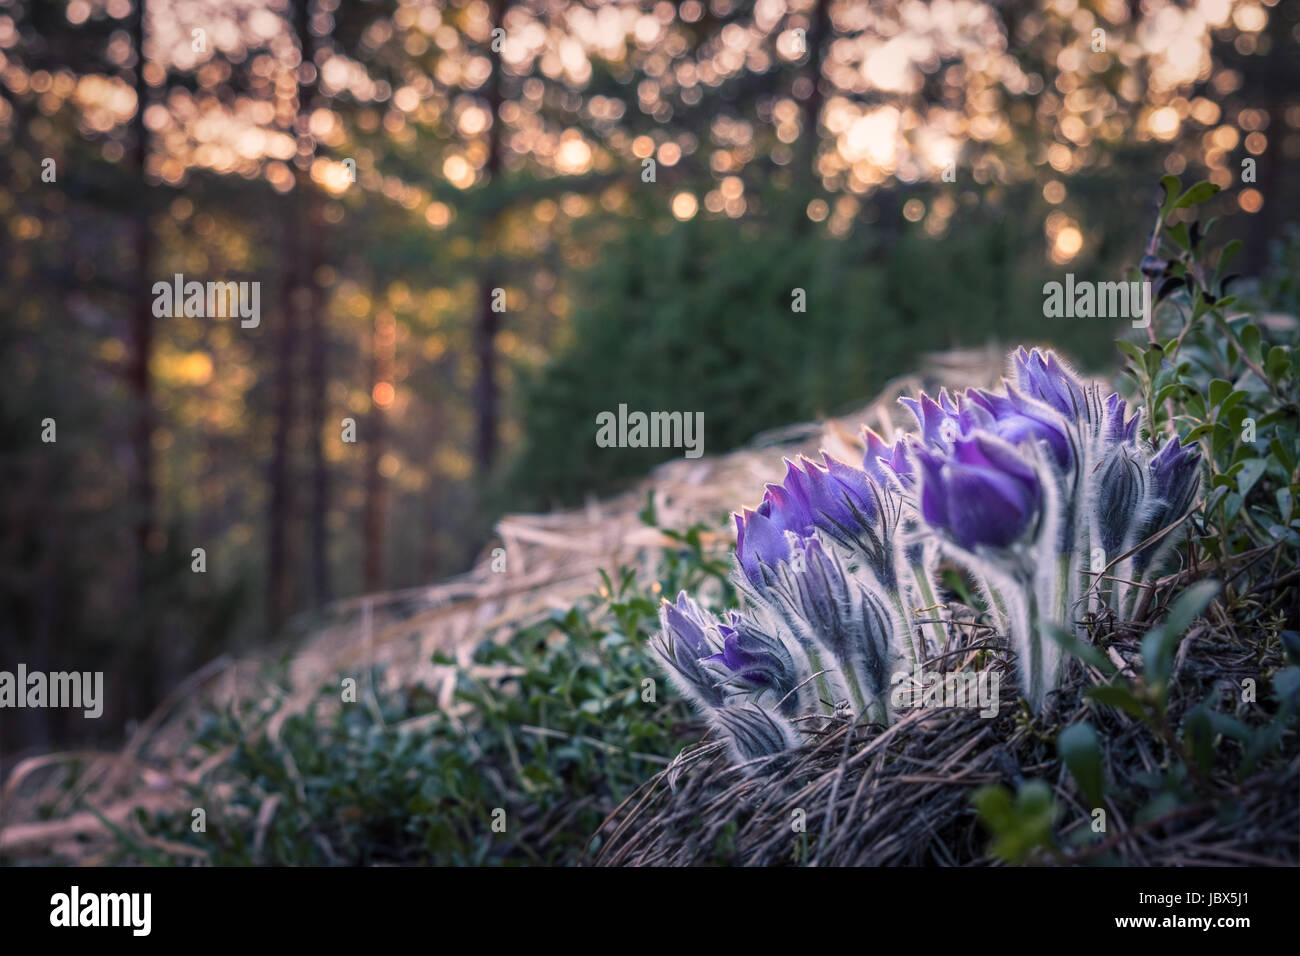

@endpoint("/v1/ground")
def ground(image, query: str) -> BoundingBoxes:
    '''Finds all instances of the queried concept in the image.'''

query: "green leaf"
[1166,221,1191,251]
[1159,175,1182,217]
[1165,580,1221,638]
[1116,339,1146,370]
[1058,722,1105,808]
[1174,181,1220,210]
[1211,421,1234,456]
[1237,323,1258,364]
[1047,626,1116,675]
[973,781,1058,864]
[1269,438,1296,474]
[1207,711,1253,742]
[1182,705,1214,776]
[1218,389,1248,419]
[1208,379,1233,408]
[1266,345,1291,381]
[1236,458,1267,498]
[1142,580,1220,690]
[1153,382,1189,406]
[1143,345,1164,379]
[1216,238,1242,280]
[1085,684,1146,718]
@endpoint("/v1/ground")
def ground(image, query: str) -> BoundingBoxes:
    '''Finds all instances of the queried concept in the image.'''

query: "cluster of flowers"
[654,348,1201,764]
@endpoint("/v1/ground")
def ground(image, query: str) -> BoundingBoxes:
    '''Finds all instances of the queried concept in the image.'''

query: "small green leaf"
[973,781,1058,864]
[1164,580,1221,638]
[1116,339,1146,369]
[1218,389,1248,419]
[1174,181,1220,210]
[1237,323,1258,364]
[1085,684,1146,718]
[1216,238,1242,280]
[1182,705,1214,776]
[1058,722,1105,808]
[1236,458,1267,497]
[1266,345,1291,381]
[1047,626,1116,675]
[1142,580,1220,690]
[1159,175,1182,217]
[1166,221,1191,251]
[1143,345,1164,379]
[1269,438,1296,474]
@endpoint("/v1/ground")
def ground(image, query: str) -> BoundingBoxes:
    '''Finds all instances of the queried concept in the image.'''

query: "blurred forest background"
[2,0,1298,752]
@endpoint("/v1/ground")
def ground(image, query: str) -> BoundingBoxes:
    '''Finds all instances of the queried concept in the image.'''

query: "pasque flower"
[913,434,1042,550]
[862,426,912,488]
[654,346,1202,763]
[734,454,878,585]
[962,387,1073,468]
[1133,435,1201,574]
[706,610,796,696]
[654,592,725,709]
[1013,347,1089,420]
[900,390,960,449]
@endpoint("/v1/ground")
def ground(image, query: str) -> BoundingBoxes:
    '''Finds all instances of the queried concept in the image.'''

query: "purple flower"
[655,592,724,707]
[900,389,960,449]
[899,378,1073,469]
[1133,435,1201,573]
[1147,434,1201,522]
[734,504,791,584]
[1104,392,1140,446]
[863,426,913,487]
[1095,445,1145,555]
[706,611,795,694]
[914,434,1042,550]
[1013,347,1089,420]
[662,592,714,657]
[735,455,878,584]
[964,386,1073,468]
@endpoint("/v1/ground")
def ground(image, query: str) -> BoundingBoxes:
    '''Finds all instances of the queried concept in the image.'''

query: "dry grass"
[592,547,1299,867]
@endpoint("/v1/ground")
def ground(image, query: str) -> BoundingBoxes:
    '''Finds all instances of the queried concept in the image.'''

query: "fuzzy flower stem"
[910,562,946,658]
[804,646,835,717]
[984,579,1010,632]
[1057,552,1074,627]
[1023,584,1044,711]
[889,588,920,673]
[842,657,869,717]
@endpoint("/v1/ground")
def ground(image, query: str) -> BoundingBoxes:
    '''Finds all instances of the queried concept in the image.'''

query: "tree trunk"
[294,0,332,607]
[363,311,394,591]
[795,0,830,221]
[129,0,155,600]
[306,207,331,607]
[473,0,508,474]
[267,196,300,634]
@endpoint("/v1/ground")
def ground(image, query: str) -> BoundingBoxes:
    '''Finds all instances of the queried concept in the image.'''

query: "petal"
[943,462,1036,548]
